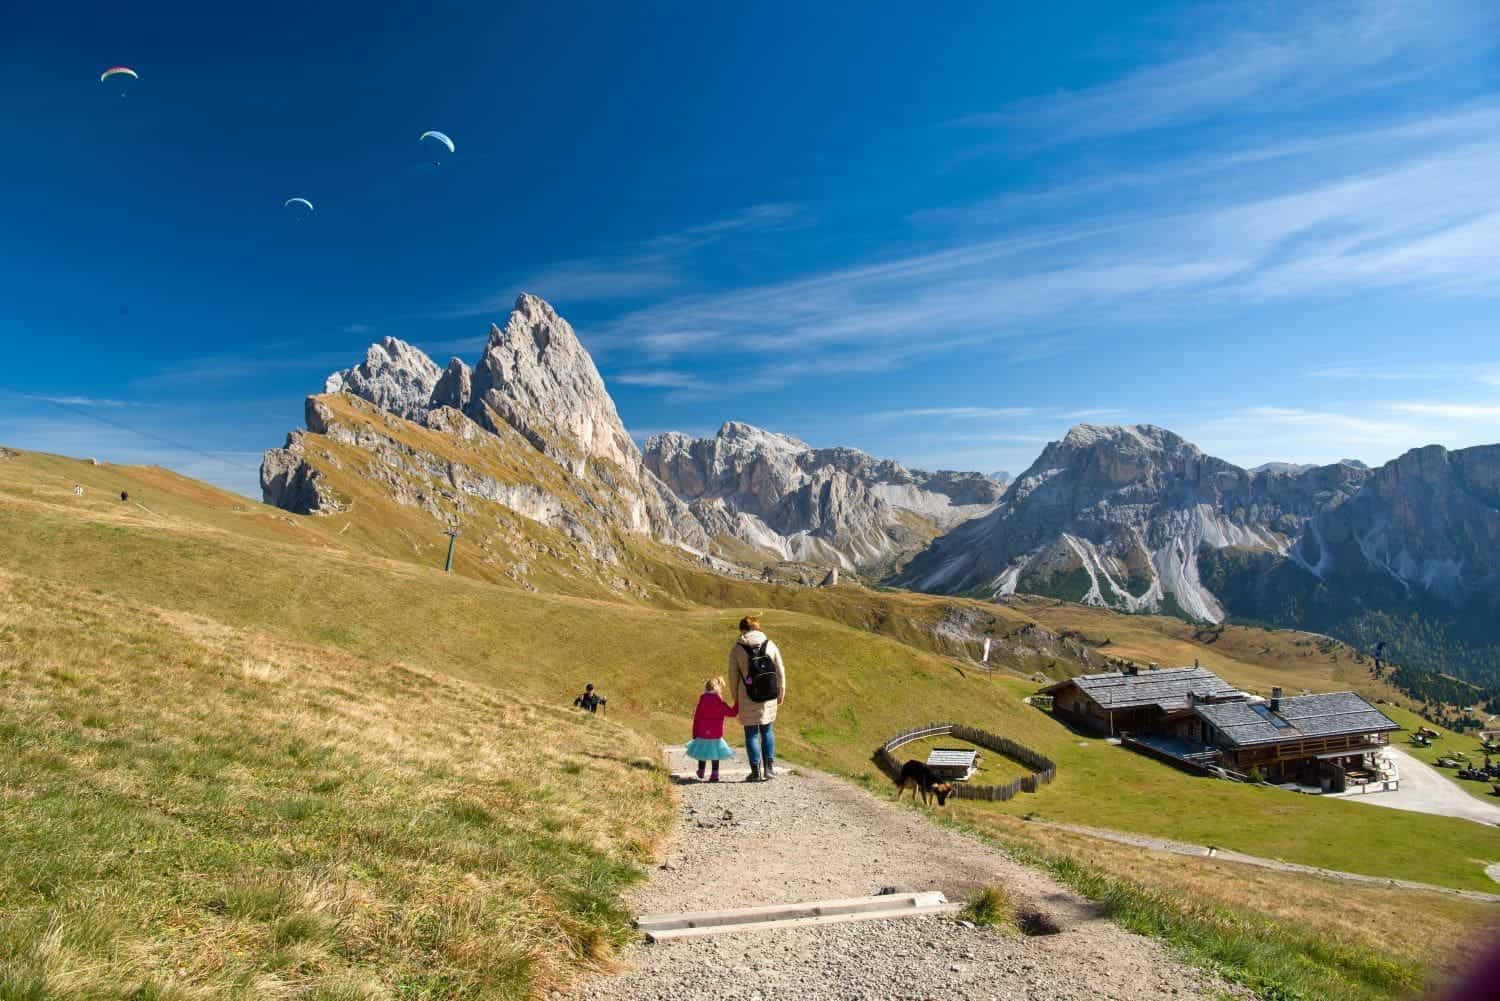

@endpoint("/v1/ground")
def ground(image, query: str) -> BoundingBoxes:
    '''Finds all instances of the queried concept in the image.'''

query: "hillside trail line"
[1033,817,1500,902]
[562,746,1245,1001]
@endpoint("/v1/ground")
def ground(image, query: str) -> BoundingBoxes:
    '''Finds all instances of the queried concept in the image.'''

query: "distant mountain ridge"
[261,295,1500,683]
[263,293,1003,579]
[897,423,1500,685]
[897,424,1373,620]
[644,422,1006,572]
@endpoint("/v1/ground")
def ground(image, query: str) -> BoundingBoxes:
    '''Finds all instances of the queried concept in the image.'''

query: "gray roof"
[926,748,980,768]
[1040,667,1239,712]
[1195,692,1400,748]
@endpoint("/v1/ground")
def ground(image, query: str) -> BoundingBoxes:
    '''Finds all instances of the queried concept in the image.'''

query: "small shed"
[925,747,981,781]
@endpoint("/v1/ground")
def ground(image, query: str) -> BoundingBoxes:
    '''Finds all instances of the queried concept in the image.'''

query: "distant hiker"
[73,484,83,496]
[120,490,129,503]
[686,677,737,782]
[573,683,606,714]
[728,615,786,783]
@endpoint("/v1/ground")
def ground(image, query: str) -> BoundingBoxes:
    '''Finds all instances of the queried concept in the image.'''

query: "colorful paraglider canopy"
[100,66,138,83]
[283,197,315,212]
[420,131,455,154]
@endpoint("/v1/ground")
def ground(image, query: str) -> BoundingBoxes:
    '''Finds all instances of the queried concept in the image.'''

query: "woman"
[727,615,786,783]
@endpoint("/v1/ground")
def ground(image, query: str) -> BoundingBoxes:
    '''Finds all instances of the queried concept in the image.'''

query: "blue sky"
[3,1,1500,496]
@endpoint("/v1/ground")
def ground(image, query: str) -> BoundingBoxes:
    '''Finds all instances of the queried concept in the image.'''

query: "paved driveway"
[1343,747,1500,826]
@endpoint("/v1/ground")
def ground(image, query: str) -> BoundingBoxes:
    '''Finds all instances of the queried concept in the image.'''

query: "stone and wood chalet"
[1039,665,1400,786]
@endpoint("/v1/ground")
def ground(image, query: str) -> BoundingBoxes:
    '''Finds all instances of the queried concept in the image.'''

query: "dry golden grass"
[0,568,671,999]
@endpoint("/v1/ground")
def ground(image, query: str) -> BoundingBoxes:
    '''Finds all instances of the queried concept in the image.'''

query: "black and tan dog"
[896,759,954,807]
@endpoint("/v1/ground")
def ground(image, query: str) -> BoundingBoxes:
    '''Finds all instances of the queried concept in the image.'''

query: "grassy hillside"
[0,565,670,998]
[3,447,1498,1000]
[3,451,1494,888]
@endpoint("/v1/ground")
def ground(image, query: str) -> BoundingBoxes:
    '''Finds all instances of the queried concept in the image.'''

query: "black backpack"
[743,640,780,703]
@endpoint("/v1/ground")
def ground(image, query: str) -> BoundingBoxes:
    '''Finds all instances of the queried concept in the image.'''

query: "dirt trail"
[562,748,1243,1001]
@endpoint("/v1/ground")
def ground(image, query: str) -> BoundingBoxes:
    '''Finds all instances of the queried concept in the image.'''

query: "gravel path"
[1350,748,1500,827]
[562,748,1242,1001]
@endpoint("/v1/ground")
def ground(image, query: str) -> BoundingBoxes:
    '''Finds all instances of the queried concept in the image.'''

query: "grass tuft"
[960,886,1014,929]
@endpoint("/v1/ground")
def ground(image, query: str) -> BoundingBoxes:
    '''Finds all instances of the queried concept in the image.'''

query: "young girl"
[686,677,737,781]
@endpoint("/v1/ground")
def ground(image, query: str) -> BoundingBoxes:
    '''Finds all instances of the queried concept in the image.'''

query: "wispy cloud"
[954,1,1492,143]
[871,406,1034,421]
[643,202,805,251]
[24,394,134,408]
[590,125,1500,379]
[434,203,805,318]
[611,370,707,390]
[132,352,352,389]
[1388,402,1500,420]
[1308,362,1500,384]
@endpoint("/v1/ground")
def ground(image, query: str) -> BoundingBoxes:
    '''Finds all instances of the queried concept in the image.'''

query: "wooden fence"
[874,722,1057,802]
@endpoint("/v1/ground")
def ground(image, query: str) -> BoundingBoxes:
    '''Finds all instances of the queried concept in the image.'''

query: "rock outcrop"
[323,337,445,423]
[469,295,640,477]
[644,422,1005,572]
[897,424,1371,621]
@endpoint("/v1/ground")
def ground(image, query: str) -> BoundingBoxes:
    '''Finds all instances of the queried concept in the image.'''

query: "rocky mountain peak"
[469,292,638,475]
[266,294,707,556]
[1057,423,1194,456]
[430,357,472,412]
[323,336,444,423]
[716,421,810,453]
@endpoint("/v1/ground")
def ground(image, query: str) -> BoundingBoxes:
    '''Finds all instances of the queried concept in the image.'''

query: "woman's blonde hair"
[739,615,761,633]
[705,676,726,696]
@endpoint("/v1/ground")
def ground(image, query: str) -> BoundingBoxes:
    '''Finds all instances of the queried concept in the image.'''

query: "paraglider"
[420,130,454,165]
[283,197,315,212]
[100,66,137,98]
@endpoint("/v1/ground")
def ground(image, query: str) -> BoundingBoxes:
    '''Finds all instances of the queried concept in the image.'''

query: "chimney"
[1270,687,1282,712]
[1193,658,1199,669]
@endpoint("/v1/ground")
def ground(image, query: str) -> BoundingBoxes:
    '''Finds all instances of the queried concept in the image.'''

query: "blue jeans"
[744,722,775,770]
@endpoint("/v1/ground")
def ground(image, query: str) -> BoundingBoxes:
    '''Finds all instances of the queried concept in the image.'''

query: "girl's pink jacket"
[692,692,738,740]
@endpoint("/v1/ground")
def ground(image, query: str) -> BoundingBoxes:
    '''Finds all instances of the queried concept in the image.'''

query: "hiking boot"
[762,760,776,779]
[743,766,762,783]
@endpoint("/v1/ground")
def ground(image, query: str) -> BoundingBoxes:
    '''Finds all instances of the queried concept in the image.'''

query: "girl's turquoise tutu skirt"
[686,738,735,761]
